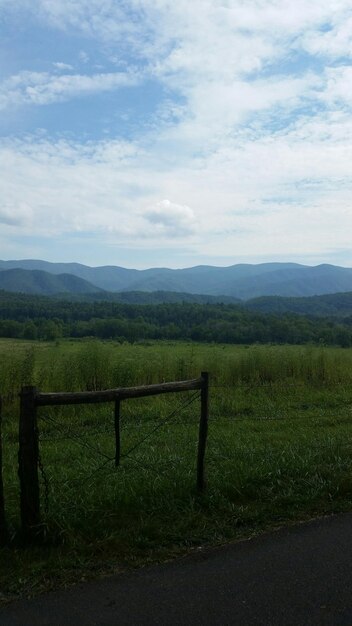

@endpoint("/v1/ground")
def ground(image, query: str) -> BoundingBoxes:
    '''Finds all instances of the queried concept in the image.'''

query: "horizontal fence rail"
[18,373,209,540]
[35,377,204,406]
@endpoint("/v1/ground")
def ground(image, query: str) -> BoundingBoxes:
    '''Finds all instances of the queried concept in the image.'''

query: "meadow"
[1,338,352,601]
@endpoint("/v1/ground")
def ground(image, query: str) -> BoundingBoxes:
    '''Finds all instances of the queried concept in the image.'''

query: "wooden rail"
[35,377,203,406]
[18,373,209,540]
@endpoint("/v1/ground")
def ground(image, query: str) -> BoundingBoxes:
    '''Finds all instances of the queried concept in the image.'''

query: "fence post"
[18,386,40,539]
[197,372,209,492]
[0,396,8,545]
[114,398,121,467]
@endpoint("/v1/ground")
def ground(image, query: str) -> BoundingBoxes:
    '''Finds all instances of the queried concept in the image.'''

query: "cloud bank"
[0,1,351,266]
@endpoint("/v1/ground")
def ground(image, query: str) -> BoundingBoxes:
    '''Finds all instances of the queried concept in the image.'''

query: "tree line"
[0,290,351,346]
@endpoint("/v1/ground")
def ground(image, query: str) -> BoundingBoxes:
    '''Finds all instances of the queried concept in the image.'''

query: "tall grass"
[1,338,352,600]
[2,339,352,401]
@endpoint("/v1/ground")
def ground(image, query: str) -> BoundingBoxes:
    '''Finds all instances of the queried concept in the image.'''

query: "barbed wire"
[33,378,352,518]
[210,413,352,423]
[45,436,352,493]
[120,454,186,476]
[210,383,352,390]
[61,456,116,487]
[121,391,201,460]
[39,413,114,461]
[207,439,352,458]
[36,390,201,501]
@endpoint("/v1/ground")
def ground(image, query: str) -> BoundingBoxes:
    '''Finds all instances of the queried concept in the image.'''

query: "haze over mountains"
[0,268,103,296]
[1,259,352,300]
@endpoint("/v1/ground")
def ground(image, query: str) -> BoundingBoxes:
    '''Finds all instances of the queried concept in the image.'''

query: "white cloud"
[0,202,33,227]
[53,62,74,71]
[301,14,352,59]
[1,1,352,265]
[320,66,352,106]
[79,51,90,64]
[7,1,352,75]
[0,70,139,110]
[143,200,196,237]
[34,0,143,50]
[1,98,351,261]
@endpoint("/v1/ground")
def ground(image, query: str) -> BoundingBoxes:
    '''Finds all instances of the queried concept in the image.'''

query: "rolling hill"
[0,269,103,295]
[1,260,352,299]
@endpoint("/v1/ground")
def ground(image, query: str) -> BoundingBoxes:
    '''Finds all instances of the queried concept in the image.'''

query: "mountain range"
[0,268,103,296]
[1,259,352,300]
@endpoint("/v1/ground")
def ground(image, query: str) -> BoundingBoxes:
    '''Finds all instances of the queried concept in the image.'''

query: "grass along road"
[1,339,352,602]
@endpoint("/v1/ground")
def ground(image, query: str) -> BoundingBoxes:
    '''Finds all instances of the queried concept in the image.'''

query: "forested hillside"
[0,290,351,346]
[246,292,352,317]
[0,269,102,295]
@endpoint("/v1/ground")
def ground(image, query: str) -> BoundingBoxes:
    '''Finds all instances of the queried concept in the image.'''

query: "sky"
[0,0,352,269]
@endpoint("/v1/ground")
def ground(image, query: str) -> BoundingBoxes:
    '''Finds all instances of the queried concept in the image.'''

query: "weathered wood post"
[197,371,209,492]
[114,398,121,467]
[18,386,40,539]
[0,395,8,545]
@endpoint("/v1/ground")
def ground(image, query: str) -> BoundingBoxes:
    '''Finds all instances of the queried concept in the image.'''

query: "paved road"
[2,513,352,625]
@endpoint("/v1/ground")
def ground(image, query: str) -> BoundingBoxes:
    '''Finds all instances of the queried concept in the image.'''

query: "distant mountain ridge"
[0,268,103,295]
[1,259,352,299]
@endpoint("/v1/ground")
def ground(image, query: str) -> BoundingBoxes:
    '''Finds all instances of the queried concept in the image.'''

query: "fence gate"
[18,372,209,540]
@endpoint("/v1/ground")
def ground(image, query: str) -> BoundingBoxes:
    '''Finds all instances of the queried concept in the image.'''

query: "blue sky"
[0,0,352,268]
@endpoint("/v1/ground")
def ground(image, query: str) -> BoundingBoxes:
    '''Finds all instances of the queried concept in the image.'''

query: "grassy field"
[2,338,352,602]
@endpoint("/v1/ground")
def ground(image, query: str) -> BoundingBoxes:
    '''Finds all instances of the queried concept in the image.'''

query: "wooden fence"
[0,396,7,545]
[18,372,209,540]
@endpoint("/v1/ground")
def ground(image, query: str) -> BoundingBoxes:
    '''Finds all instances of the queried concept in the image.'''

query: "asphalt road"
[2,513,352,625]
